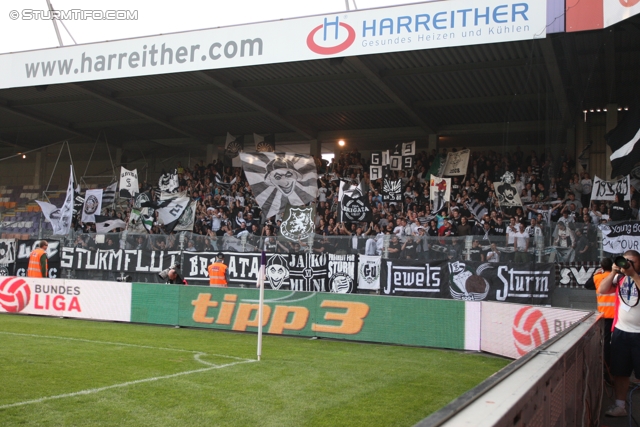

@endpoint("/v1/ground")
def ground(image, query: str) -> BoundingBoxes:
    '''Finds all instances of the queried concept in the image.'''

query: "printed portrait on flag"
[81,189,103,223]
[494,182,522,207]
[240,152,318,219]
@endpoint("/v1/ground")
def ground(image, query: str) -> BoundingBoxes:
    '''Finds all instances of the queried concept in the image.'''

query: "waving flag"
[36,165,75,236]
[607,106,640,178]
[240,152,318,219]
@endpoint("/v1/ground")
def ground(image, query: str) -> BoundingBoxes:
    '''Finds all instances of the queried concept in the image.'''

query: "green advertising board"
[131,284,466,349]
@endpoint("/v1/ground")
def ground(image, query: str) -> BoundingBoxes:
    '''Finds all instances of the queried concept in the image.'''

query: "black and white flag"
[430,175,451,213]
[81,189,103,223]
[254,133,275,152]
[338,180,372,223]
[119,167,139,198]
[95,215,126,234]
[466,199,488,221]
[36,165,75,236]
[280,204,316,241]
[0,239,16,265]
[102,182,117,206]
[128,192,154,233]
[289,252,328,292]
[382,178,402,202]
[156,193,190,232]
[225,133,244,167]
[158,169,179,194]
[240,152,318,219]
[607,105,640,178]
[328,253,357,293]
[174,200,197,232]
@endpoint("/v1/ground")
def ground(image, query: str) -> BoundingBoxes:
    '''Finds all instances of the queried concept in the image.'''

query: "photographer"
[158,264,186,285]
[598,250,640,417]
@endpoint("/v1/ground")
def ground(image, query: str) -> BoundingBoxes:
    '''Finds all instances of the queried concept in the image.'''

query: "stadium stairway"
[0,184,60,239]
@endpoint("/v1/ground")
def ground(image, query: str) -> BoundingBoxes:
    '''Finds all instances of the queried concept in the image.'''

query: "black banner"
[556,262,599,288]
[60,247,180,274]
[381,258,555,304]
[15,239,61,278]
[182,251,354,293]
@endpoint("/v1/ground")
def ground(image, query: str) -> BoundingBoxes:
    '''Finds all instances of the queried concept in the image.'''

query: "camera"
[116,274,132,282]
[615,256,632,269]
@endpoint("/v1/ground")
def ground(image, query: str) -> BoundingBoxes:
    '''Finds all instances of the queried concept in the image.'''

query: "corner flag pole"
[257,251,266,361]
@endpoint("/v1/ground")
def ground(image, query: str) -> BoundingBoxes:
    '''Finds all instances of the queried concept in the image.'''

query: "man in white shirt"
[513,223,529,263]
[598,250,640,417]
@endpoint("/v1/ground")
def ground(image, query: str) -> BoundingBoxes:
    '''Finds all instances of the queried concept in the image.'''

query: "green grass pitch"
[0,314,509,427]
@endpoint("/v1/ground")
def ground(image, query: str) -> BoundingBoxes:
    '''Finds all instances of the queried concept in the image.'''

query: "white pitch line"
[0,358,257,410]
[0,331,249,360]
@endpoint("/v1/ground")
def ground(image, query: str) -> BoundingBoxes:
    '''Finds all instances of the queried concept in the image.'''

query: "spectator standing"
[27,240,48,278]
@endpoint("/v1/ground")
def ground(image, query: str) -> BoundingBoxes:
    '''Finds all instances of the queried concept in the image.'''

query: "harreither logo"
[307,17,356,55]
[0,277,31,313]
[512,306,549,356]
[620,0,640,7]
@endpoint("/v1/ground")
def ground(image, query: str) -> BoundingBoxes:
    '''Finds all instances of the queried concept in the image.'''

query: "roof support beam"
[192,70,317,140]
[344,56,437,134]
[67,82,212,143]
[0,98,94,140]
[413,94,545,109]
[539,38,571,122]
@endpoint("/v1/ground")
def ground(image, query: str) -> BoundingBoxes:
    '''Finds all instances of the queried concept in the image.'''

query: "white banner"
[604,0,640,28]
[590,175,631,202]
[601,221,640,254]
[81,189,103,223]
[358,255,381,290]
[0,277,131,321]
[0,0,546,90]
[442,149,470,176]
[494,181,523,207]
[119,167,139,198]
[0,239,16,264]
[480,301,588,359]
[430,175,451,213]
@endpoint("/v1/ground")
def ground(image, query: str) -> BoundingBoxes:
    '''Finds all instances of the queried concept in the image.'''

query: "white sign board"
[0,0,546,89]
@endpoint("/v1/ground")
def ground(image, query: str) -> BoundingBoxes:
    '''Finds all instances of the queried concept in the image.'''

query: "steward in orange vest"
[27,241,49,278]
[585,257,614,379]
[208,253,228,287]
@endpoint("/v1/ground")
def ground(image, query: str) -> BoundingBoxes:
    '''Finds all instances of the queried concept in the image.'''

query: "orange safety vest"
[208,262,228,287]
[595,272,615,319]
[27,248,47,278]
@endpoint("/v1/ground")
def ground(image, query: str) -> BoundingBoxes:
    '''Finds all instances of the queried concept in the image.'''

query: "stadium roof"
[0,2,638,157]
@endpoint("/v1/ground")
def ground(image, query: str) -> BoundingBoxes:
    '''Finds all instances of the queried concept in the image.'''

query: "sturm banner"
[591,175,631,201]
[327,253,357,294]
[380,258,555,305]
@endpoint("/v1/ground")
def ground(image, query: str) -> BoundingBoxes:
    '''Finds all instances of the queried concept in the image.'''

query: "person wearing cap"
[208,253,228,287]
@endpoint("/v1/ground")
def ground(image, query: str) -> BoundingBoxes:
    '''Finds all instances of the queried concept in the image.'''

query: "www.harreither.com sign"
[0,0,546,89]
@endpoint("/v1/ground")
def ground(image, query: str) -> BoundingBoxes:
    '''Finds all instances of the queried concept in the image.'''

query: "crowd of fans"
[71,148,640,260]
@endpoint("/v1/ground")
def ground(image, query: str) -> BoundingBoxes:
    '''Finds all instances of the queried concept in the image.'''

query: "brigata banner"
[0,277,131,321]
[183,251,356,293]
[601,221,640,254]
[60,247,180,273]
[0,0,546,89]
[380,258,555,305]
[131,284,469,349]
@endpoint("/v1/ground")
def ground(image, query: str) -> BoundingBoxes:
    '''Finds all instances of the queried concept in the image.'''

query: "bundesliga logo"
[512,306,549,356]
[0,277,31,313]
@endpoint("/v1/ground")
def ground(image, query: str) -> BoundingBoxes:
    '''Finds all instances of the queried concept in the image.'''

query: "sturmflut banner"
[61,247,180,273]
[380,258,555,305]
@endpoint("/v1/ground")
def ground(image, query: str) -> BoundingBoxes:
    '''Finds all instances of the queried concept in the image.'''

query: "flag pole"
[257,250,266,361]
